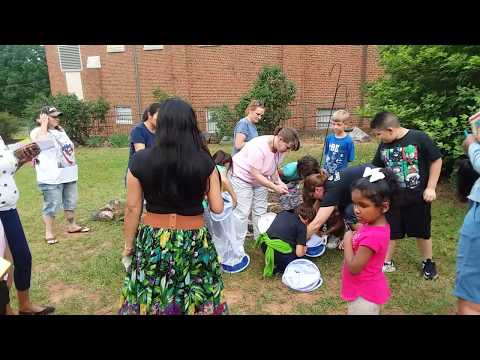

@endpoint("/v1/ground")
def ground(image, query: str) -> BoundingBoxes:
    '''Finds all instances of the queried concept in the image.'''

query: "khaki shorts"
[347,296,381,315]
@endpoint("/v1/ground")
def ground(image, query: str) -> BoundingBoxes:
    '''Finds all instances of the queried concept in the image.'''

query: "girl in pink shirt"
[341,167,399,315]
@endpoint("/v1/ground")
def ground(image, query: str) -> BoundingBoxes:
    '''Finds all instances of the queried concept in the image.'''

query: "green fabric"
[216,165,226,173]
[255,233,293,278]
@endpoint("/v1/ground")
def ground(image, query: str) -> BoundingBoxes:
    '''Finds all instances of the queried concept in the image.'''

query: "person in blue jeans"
[454,132,480,315]
[232,100,265,156]
[323,110,355,176]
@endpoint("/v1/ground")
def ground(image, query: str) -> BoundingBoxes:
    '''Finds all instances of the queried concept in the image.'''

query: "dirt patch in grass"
[49,281,83,305]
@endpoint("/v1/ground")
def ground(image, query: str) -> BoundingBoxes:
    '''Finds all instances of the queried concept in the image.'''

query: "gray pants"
[229,174,268,246]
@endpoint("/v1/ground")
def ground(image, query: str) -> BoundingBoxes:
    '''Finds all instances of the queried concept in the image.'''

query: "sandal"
[67,226,91,234]
[19,306,55,315]
[45,237,58,245]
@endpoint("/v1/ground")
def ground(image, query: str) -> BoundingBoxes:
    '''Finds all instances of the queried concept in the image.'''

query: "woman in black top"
[119,98,228,315]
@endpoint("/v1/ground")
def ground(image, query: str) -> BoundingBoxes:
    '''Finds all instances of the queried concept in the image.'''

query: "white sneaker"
[382,260,396,273]
[326,235,341,249]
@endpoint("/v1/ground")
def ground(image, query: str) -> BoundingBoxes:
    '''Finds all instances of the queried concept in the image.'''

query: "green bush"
[0,112,21,142]
[210,105,236,140]
[152,88,170,102]
[360,45,480,174]
[22,94,110,145]
[108,134,130,148]
[85,135,108,148]
[234,66,296,134]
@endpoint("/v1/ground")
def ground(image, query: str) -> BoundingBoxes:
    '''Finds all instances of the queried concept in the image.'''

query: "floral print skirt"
[118,224,228,315]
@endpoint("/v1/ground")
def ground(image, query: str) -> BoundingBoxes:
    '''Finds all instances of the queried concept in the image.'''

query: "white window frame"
[143,45,164,51]
[316,108,336,130]
[115,106,133,125]
[206,108,217,134]
[57,45,82,72]
[107,45,126,53]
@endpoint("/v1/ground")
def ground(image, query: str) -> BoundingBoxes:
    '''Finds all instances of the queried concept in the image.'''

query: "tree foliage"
[362,45,480,172]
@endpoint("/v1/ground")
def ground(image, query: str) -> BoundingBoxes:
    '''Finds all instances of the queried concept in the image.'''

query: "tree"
[235,66,297,134]
[23,94,110,145]
[361,45,480,173]
[0,45,51,118]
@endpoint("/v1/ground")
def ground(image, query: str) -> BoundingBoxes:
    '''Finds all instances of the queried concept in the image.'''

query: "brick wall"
[45,45,384,135]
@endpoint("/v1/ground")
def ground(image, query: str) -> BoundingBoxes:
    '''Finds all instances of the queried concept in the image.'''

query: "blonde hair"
[245,100,265,115]
[332,109,350,123]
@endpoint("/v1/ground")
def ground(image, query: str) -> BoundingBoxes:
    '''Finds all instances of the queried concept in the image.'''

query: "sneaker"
[382,260,396,273]
[326,235,341,250]
[422,259,439,280]
[221,255,250,274]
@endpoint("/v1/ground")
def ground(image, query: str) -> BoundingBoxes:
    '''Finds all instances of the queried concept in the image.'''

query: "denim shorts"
[343,203,358,227]
[454,201,480,304]
[38,182,78,217]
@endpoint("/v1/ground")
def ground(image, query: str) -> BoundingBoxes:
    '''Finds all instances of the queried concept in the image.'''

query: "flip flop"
[45,237,58,245]
[19,306,55,315]
[67,226,91,234]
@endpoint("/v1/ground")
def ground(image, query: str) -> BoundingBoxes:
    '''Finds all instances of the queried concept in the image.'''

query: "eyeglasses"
[255,112,263,117]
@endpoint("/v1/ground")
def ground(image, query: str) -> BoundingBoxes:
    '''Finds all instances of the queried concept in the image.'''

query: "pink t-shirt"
[232,136,285,185]
[341,223,391,305]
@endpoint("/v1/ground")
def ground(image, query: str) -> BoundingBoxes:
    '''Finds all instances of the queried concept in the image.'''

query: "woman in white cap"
[30,106,90,245]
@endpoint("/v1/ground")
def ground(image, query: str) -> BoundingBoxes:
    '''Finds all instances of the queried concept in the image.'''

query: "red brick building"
[44,45,383,135]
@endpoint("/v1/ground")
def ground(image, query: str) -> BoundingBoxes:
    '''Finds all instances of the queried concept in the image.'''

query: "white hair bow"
[362,167,385,183]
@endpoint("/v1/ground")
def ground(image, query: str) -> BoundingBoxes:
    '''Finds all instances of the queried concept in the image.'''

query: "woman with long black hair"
[119,98,228,315]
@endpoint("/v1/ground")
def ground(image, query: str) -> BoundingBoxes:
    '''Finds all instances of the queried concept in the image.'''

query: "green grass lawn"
[9,142,467,314]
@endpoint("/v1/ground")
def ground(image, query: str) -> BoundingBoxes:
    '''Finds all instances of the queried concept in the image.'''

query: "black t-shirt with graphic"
[372,129,442,195]
[266,211,308,247]
[319,163,372,211]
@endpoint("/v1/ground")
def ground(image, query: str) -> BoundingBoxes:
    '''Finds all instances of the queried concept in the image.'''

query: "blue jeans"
[454,201,480,304]
[0,209,32,291]
[38,182,78,217]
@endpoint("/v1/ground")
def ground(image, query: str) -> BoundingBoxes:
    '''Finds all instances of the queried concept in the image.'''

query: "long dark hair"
[455,155,479,202]
[212,150,232,172]
[151,98,215,204]
[351,168,399,208]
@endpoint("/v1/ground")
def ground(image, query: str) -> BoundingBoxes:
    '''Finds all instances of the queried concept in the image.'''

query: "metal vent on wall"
[57,45,82,72]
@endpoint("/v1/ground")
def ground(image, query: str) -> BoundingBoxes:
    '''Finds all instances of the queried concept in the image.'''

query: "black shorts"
[386,199,431,240]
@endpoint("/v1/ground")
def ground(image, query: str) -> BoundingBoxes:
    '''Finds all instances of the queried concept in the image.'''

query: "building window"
[143,45,164,51]
[316,109,336,130]
[115,106,133,125]
[107,45,125,53]
[57,45,82,72]
[206,109,217,134]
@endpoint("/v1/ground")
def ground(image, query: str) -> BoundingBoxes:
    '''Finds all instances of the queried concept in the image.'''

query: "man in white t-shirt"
[30,106,90,245]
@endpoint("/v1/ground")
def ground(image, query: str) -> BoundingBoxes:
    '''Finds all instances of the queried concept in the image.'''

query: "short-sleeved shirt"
[232,117,258,155]
[323,134,355,175]
[281,161,299,182]
[128,122,156,169]
[341,223,391,305]
[468,142,480,204]
[232,135,285,185]
[266,211,307,247]
[0,137,19,211]
[30,127,77,185]
[372,129,442,193]
[130,148,215,216]
[320,163,372,212]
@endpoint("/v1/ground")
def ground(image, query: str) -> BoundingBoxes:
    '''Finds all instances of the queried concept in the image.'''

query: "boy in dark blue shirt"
[323,110,355,176]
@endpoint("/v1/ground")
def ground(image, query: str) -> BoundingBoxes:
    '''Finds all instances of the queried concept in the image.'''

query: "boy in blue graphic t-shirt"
[323,110,355,176]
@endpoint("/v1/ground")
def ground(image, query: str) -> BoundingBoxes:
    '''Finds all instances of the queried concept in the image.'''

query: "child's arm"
[348,139,355,162]
[423,158,442,202]
[296,244,307,257]
[343,230,374,275]
[219,171,237,208]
